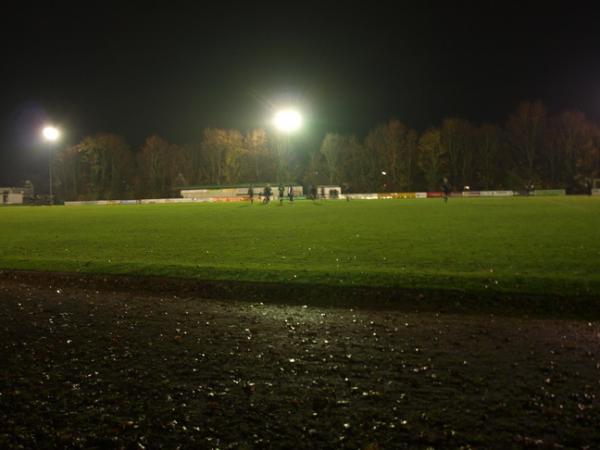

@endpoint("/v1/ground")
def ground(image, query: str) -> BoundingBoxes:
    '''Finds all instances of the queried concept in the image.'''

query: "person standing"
[584,178,592,196]
[288,185,294,202]
[442,177,451,203]
[263,185,272,204]
[343,182,351,201]
[278,184,285,205]
[320,186,326,200]
[247,185,254,204]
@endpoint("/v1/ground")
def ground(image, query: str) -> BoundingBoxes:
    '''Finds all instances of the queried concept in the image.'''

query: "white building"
[181,184,304,201]
[1,188,24,205]
[1,181,34,205]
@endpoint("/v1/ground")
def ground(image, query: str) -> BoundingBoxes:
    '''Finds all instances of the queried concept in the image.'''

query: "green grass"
[1,197,600,297]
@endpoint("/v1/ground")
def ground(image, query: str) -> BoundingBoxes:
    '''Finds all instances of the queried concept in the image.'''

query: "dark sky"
[2,2,600,187]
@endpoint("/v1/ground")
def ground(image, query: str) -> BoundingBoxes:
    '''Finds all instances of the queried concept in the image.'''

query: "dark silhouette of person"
[442,177,451,203]
[278,184,285,205]
[288,185,294,202]
[584,178,592,196]
[310,185,318,201]
[247,185,254,204]
[263,185,272,204]
[343,183,351,201]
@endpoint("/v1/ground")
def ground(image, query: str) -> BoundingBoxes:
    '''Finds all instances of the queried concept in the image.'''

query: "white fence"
[63,188,593,206]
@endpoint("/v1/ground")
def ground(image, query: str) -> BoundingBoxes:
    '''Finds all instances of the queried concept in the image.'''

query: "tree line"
[54,101,600,201]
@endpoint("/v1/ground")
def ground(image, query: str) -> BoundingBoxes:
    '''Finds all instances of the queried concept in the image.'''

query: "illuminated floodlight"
[381,171,387,176]
[42,126,60,141]
[273,109,302,133]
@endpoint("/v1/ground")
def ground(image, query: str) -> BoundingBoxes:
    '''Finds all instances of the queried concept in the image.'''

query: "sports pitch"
[1,197,599,299]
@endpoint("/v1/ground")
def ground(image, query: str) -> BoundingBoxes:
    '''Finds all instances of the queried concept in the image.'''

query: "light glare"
[42,126,60,141]
[274,110,302,133]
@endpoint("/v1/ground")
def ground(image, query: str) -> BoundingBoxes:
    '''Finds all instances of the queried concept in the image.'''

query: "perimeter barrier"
[532,189,566,196]
[63,188,582,206]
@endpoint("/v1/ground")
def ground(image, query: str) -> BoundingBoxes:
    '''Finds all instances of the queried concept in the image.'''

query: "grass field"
[1,197,600,298]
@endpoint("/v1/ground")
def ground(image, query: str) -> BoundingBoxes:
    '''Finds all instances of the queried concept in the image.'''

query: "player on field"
[278,184,285,205]
[288,185,294,202]
[442,177,451,203]
[263,185,272,204]
[583,178,592,196]
[343,182,351,201]
[247,185,254,204]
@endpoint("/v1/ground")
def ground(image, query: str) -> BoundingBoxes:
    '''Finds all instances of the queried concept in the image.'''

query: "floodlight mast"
[42,126,60,205]
[273,109,303,183]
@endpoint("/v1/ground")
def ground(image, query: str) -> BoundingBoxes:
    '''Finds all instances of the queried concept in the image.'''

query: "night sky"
[2,2,600,187]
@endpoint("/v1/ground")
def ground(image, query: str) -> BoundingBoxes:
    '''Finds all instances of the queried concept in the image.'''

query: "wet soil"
[1,274,600,449]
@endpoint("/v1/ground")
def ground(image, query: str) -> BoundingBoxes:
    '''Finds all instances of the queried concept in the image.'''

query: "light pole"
[42,126,60,205]
[273,109,302,183]
[381,171,388,192]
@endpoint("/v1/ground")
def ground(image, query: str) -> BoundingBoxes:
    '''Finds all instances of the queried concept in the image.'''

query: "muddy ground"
[1,276,599,449]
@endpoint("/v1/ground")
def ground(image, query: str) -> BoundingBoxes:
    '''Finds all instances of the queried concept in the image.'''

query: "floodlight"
[273,109,302,133]
[42,126,60,141]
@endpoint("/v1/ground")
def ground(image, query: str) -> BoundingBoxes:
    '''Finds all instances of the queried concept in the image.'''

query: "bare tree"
[320,133,346,184]
[199,129,246,185]
[544,110,598,190]
[418,128,447,191]
[439,118,477,189]
[474,124,502,189]
[506,101,547,184]
[138,135,185,197]
[365,119,418,191]
[54,134,133,200]
[241,129,275,183]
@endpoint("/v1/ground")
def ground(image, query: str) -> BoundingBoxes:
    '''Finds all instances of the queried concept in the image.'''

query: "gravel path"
[1,278,599,449]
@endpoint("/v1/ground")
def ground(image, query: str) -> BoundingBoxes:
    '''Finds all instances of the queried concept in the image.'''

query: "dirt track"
[1,276,600,449]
